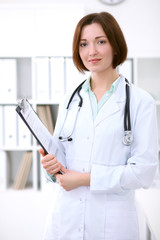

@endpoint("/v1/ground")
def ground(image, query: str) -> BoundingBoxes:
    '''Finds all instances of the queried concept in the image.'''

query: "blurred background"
[0,0,160,239]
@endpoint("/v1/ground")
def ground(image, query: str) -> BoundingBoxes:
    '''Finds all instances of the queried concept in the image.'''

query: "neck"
[91,69,119,92]
[90,68,119,103]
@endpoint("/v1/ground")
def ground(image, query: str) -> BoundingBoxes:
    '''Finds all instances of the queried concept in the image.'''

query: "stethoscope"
[59,78,133,146]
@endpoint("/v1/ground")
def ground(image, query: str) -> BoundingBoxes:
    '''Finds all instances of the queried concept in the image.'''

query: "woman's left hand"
[56,166,90,191]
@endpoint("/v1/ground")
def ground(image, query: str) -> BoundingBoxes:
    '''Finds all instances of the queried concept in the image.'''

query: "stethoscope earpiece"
[68,138,72,141]
[59,136,72,142]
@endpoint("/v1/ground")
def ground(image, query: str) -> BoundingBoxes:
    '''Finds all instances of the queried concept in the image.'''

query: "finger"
[41,155,57,165]
[55,174,60,182]
[60,165,68,174]
[66,189,71,192]
[43,154,55,161]
[55,173,63,183]
[39,148,46,157]
[47,163,62,175]
[43,161,59,170]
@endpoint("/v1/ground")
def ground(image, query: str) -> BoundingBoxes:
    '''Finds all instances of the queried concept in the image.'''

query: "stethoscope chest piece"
[122,131,133,146]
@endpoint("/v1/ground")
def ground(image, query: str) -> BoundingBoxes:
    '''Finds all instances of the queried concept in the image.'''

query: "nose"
[88,43,97,56]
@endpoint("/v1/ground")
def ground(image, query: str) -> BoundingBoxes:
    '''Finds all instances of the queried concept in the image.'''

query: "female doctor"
[40,12,158,240]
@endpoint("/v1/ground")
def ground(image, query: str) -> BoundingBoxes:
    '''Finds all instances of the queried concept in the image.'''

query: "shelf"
[1,146,35,151]
[0,56,160,193]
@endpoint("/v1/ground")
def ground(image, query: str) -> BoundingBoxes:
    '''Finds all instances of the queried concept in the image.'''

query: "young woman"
[40,12,158,240]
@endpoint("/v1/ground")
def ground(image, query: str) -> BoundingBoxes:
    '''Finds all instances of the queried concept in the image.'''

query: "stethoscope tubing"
[66,80,85,109]
[59,78,133,145]
[59,106,81,141]
[124,80,131,131]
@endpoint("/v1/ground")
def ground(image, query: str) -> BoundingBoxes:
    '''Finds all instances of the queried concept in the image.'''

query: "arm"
[56,167,90,191]
[40,147,90,190]
[90,93,158,194]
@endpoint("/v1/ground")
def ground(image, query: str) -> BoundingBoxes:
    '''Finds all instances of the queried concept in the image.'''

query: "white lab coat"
[44,76,158,240]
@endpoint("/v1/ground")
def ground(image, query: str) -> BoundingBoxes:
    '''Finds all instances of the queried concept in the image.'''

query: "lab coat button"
[82,168,85,172]
[78,228,82,232]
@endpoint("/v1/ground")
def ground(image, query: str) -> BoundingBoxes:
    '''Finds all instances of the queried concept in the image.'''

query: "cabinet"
[0,56,89,191]
[0,56,159,192]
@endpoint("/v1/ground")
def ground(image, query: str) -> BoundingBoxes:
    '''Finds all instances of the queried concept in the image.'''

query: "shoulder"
[58,91,72,112]
[131,83,154,102]
[59,81,86,109]
[130,83,156,110]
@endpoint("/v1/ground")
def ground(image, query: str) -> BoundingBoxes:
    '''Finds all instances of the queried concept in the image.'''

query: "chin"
[90,68,105,74]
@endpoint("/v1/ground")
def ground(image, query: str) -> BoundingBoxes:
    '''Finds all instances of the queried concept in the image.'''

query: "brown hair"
[72,12,128,73]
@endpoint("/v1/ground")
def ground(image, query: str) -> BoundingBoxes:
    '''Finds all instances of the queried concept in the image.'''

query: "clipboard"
[16,98,62,174]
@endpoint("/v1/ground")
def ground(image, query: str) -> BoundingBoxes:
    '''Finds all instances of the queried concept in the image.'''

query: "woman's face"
[79,23,114,74]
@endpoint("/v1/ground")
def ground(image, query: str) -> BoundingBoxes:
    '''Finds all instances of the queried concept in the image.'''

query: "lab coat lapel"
[80,89,94,126]
[94,77,126,127]
[94,96,120,126]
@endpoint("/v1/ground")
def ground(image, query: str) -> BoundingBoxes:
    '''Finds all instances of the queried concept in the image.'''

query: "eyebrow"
[80,36,107,41]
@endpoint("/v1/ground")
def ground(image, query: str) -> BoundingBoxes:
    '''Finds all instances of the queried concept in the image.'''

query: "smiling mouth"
[88,59,101,63]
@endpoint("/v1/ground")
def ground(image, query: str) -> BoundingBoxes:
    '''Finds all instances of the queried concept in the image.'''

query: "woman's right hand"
[39,148,62,175]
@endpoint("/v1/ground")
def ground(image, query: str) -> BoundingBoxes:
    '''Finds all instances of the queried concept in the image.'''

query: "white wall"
[85,0,160,57]
[0,3,84,56]
[0,0,160,57]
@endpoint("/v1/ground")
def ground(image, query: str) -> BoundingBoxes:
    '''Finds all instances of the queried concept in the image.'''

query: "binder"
[4,105,17,147]
[35,58,50,101]
[13,151,32,190]
[37,105,54,135]
[50,57,65,103]
[18,114,32,147]
[16,98,62,174]
[0,59,17,103]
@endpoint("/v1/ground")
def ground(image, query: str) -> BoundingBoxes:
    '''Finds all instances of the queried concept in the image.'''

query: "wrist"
[79,172,90,187]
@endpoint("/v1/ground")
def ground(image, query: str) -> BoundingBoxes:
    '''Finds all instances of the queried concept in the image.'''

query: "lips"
[88,58,101,63]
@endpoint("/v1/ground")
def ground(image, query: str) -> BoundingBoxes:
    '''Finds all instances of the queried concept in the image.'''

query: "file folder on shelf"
[35,58,50,101]
[4,105,17,147]
[0,59,17,103]
[18,111,32,147]
[15,98,62,174]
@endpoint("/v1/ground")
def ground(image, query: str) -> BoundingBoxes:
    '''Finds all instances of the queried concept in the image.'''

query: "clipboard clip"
[17,100,23,110]
[17,97,28,112]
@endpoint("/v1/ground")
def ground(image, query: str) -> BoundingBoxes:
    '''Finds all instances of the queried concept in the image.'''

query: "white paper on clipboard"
[15,98,63,175]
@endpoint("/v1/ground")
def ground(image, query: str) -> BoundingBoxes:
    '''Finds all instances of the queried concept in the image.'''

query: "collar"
[82,75,121,95]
